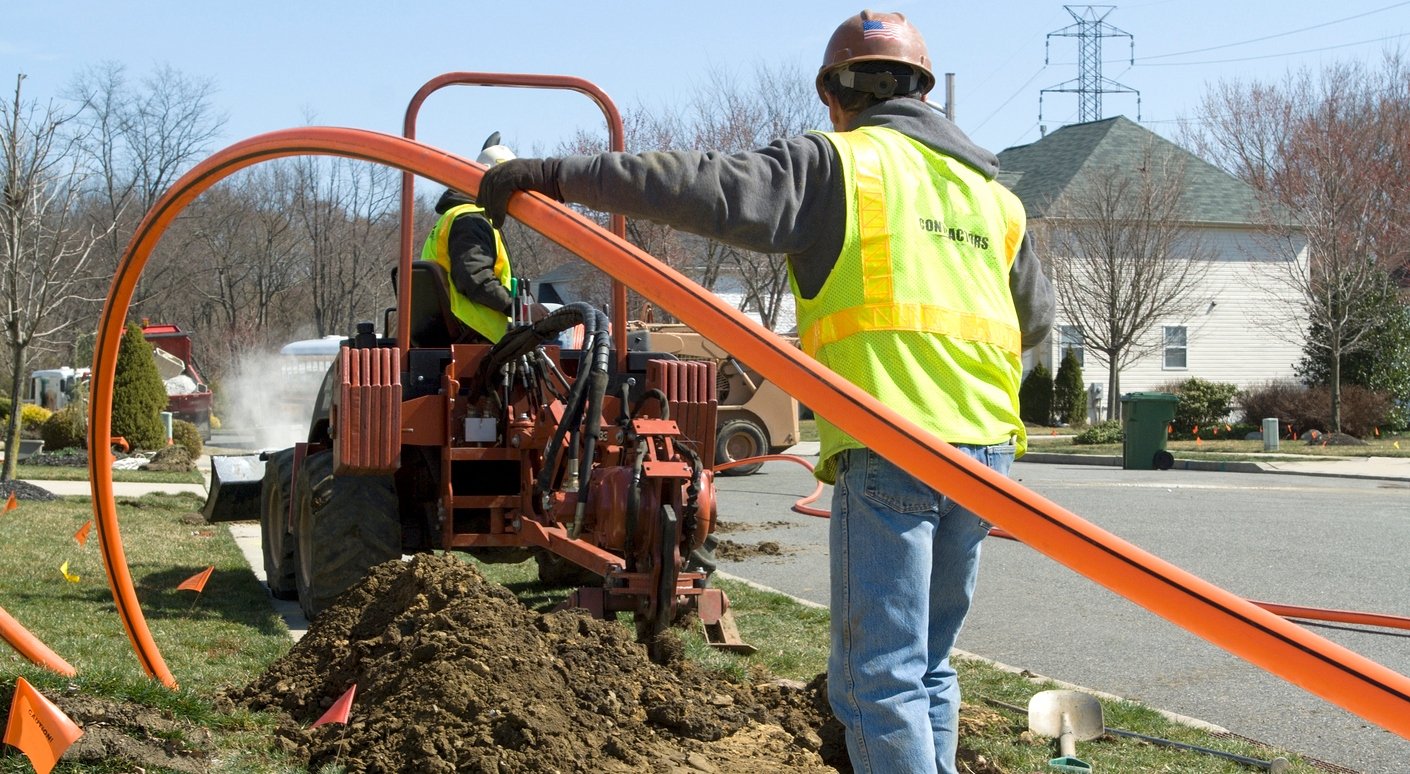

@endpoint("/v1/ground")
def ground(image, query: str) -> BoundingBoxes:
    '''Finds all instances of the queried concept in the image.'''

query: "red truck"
[141,323,215,440]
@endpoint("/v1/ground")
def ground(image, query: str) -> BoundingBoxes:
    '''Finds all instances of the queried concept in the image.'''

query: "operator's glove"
[478,158,563,229]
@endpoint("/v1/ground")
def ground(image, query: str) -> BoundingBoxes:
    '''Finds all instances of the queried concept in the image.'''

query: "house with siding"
[996,116,1307,421]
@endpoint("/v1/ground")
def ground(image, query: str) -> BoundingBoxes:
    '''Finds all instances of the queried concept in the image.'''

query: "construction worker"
[479,10,1053,773]
[421,135,517,343]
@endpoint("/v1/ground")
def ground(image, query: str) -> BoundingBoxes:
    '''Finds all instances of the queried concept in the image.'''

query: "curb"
[1021,452,1409,483]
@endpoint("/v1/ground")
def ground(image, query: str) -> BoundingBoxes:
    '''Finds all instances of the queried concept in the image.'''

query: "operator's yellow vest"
[420,203,513,343]
[792,126,1027,483]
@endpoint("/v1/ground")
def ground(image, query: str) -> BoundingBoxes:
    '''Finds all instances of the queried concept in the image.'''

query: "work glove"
[477,158,563,229]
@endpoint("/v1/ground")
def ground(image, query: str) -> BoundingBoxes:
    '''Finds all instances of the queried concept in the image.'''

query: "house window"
[1058,325,1084,367]
[1163,326,1188,369]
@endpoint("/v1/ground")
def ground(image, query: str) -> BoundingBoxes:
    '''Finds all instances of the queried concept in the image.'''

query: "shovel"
[1029,689,1104,772]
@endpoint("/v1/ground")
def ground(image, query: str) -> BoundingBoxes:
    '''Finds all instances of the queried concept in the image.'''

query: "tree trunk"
[1105,350,1123,421]
[1329,341,1342,433]
[3,342,26,481]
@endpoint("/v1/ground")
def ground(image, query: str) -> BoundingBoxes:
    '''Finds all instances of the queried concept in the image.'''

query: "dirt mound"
[224,553,851,773]
[0,479,58,501]
[145,445,197,471]
[716,539,789,560]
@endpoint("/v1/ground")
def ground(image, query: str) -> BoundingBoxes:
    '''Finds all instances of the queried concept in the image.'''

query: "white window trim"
[1162,325,1188,370]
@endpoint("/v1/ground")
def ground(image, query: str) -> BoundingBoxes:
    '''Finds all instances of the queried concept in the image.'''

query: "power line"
[1137,0,1410,61]
[1135,31,1410,66]
[972,65,1048,133]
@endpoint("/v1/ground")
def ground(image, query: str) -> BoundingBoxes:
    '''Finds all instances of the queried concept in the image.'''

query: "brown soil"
[145,445,197,471]
[46,694,213,773]
[222,553,853,773]
[715,539,789,561]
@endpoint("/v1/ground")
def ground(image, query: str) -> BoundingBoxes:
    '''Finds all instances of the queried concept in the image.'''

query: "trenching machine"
[203,74,748,652]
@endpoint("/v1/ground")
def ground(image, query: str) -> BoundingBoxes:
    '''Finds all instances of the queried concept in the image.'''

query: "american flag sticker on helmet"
[862,19,898,40]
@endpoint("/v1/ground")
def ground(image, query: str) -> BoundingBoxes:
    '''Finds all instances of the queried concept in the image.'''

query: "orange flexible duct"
[89,127,1410,739]
[0,605,76,676]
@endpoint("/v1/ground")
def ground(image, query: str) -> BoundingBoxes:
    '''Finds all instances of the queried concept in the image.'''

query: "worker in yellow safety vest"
[478,11,1054,773]
[420,135,517,342]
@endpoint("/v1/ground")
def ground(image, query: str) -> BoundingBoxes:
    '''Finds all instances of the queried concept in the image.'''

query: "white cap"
[477,144,516,166]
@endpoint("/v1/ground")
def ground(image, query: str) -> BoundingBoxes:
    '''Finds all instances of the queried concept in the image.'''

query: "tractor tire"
[715,419,767,476]
[259,448,298,600]
[293,450,400,620]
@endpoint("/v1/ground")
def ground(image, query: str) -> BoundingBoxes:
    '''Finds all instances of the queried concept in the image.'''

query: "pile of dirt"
[716,539,788,561]
[224,553,850,773]
[0,479,58,501]
[145,445,196,471]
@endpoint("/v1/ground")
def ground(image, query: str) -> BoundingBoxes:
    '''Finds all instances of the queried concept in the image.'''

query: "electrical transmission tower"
[1040,5,1141,132]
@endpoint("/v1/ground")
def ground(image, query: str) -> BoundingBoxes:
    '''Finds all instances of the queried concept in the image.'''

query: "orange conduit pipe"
[0,605,76,676]
[983,528,1410,632]
[714,454,828,517]
[88,128,1410,739]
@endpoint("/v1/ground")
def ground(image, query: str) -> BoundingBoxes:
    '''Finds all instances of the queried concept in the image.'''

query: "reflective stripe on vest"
[420,202,512,343]
[791,126,1028,482]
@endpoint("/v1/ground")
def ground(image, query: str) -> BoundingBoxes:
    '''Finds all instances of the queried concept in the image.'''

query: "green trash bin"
[1120,392,1179,470]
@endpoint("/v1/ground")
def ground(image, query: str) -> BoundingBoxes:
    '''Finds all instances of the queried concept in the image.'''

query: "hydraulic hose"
[88,127,1410,741]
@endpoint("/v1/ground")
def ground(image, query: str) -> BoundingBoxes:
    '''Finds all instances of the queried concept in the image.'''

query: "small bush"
[20,404,52,438]
[0,396,11,423]
[1053,348,1086,426]
[112,322,168,450]
[171,419,203,458]
[1239,380,1394,438]
[40,406,87,451]
[1164,378,1239,432]
[1019,364,1054,426]
[1074,419,1123,445]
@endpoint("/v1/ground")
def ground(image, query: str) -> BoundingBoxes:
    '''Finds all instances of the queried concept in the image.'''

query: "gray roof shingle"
[995,116,1263,225]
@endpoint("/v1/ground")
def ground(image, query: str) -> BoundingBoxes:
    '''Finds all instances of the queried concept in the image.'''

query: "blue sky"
[2,1,1407,165]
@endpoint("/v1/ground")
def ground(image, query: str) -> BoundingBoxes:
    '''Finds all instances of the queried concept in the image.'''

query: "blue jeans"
[828,444,1014,774]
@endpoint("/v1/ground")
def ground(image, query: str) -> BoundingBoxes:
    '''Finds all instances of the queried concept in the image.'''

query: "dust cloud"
[222,348,333,451]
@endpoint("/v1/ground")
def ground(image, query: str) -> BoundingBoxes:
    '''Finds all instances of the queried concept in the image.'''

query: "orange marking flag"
[4,491,15,513]
[312,684,357,727]
[73,521,92,547]
[176,566,214,593]
[4,677,83,774]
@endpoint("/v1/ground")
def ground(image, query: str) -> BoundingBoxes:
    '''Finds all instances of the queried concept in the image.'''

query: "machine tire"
[293,450,400,620]
[259,448,298,600]
[715,419,767,476]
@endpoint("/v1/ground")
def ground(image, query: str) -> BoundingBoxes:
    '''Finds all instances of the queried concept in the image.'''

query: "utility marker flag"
[177,566,214,593]
[74,521,92,547]
[4,677,83,774]
[58,561,79,584]
[312,684,356,727]
[4,491,15,513]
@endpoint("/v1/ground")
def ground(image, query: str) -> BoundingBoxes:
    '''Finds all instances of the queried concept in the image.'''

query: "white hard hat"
[476,131,515,166]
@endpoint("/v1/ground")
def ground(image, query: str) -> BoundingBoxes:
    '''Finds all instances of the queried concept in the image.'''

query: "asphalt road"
[710,458,1410,774]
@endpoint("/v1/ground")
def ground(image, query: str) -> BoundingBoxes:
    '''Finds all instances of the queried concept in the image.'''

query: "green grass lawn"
[0,493,1324,773]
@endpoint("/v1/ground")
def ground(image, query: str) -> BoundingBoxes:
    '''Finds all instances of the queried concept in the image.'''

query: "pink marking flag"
[176,566,215,593]
[312,684,357,727]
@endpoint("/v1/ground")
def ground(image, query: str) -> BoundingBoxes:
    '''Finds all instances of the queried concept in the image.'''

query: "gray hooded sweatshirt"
[554,97,1054,350]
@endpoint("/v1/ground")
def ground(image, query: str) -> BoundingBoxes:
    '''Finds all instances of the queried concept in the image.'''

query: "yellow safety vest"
[420,203,513,343]
[793,126,1027,483]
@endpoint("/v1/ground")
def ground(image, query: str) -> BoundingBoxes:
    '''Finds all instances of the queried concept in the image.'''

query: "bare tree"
[1188,54,1410,430]
[0,74,110,478]
[1039,143,1215,419]
[64,62,226,332]
[293,156,398,337]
